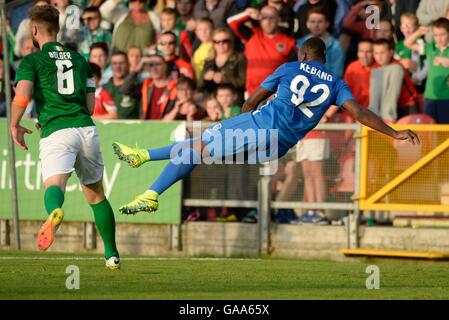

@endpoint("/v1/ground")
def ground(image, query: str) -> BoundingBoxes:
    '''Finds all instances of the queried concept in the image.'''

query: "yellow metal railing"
[359,124,449,212]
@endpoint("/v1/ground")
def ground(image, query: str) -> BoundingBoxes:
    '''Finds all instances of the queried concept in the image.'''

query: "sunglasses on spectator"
[260,15,277,20]
[213,39,231,45]
[159,41,177,46]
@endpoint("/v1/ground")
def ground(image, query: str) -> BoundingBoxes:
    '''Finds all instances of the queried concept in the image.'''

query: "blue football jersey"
[252,61,355,148]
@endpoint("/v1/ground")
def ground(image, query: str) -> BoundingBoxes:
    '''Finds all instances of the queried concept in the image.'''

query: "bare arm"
[10,80,33,150]
[87,92,95,116]
[343,99,420,144]
[404,26,428,53]
[242,87,274,113]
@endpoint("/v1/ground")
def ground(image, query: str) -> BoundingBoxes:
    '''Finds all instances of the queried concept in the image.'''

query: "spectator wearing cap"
[100,0,160,53]
[227,6,296,95]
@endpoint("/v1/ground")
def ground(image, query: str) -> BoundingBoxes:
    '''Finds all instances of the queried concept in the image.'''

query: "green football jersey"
[15,41,95,138]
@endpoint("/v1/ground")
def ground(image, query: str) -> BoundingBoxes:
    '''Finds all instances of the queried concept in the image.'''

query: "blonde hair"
[207,27,235,60]
[400,13,419,27]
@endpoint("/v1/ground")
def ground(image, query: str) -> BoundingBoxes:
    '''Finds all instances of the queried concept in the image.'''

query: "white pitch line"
[0,256,261,261]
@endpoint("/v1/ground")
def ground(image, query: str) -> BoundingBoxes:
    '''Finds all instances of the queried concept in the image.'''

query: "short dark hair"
[432,17,449,33]
[83,6,101,15]
[177,76,196,90]
[161,7,178,17]
[359,38,374,46]
[28,5,59,36]
[307,6,329,22]
[160,31,177,42]
[90,42,109,56]
[300,37,327,63]
[216,83,236,94]
[373,38,395,50]
[89,62,102,79]
[111,50,128,60]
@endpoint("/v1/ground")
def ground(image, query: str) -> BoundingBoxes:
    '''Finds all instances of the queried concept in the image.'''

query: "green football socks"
[91,198,119,259]
[44,185,64,214]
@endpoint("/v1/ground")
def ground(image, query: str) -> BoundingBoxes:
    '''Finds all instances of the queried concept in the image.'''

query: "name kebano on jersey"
[48,51,72,60]
[299,62,333,82]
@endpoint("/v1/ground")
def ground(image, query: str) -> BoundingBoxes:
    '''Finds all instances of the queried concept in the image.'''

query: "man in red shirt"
[344,39,375,112]
[227,6,297,95]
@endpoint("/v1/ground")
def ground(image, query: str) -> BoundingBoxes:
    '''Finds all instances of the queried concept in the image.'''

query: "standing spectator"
[406,19,449,123]
[89,42,112,85]
[199,28,247,101]
[296,106,338,224]
[192,18,214,80]
[13,37,38,71]
[158,31,195,79]
[193,0,238,28]
[294,0,337,38]
[343,0,384,41]
[344,39,374,111]
[159,8,193,61]
[53,0,83,46]
[297,6,345,78]
[90,62,118,120]
[395,13,428,91]
[103,51,140,119]
[416,0,449,27]
[377,19,395,42]
[370,39,418,121]
[100,0,160,53]
[260,0,298,36]
[227,6,297,95]
[391,0,421,41]
[0,55,13,117]
[176,0,196,32]
[215,84,242,119]
[140,55,178,120]
[79,6,112,60]
[128,47,143,74]
[163,77,202,121]
[14,0,50,58]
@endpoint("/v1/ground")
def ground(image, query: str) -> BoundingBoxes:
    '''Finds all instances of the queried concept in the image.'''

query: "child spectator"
[79,6,112,60]
[203,96,222,121]
[406,18,449,123]
[297,6,345,78]
[395,13,428,91]
[90,62,118,120]
[215,84,241,120]
[370,39,418,121]
[192,18,214,80]
[159,8,193,61]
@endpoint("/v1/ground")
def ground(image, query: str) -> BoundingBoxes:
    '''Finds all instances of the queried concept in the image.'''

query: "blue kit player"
[112,37,420,215]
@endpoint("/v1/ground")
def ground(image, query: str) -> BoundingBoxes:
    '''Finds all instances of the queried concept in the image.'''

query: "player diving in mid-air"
[112,37,420,215]
[10,5,120,269]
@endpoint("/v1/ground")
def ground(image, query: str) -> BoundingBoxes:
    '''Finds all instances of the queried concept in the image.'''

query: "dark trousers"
[424,99,449,124]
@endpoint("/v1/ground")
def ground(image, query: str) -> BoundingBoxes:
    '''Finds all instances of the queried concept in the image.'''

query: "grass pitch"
[1,250,449,300]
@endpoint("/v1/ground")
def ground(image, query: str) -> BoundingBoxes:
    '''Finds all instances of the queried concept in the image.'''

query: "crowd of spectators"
[1,0,449,223]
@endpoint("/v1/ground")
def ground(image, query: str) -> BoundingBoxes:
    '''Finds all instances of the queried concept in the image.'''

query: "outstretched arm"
[343,99,420,145]
[242,87,274,113]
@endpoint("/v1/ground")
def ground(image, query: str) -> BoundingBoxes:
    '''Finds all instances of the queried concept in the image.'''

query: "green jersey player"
[10,5,120,270]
